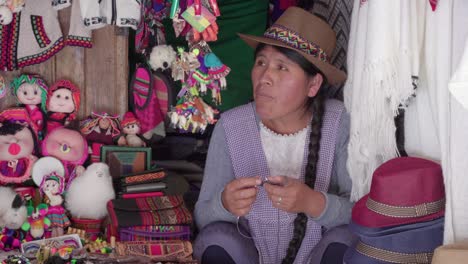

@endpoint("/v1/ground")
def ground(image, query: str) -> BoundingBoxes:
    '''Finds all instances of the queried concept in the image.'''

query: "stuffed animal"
[46,79,81,133]
[115,112,146,147]
[148,45,177,72]
[32,157,70,237]
[0,121,38,185]
[10,74,48,139]
[0,5,12,25]
[0,186,27,230]
[6,0,25,13]
[65,162,115,220]
[41,127,88,189]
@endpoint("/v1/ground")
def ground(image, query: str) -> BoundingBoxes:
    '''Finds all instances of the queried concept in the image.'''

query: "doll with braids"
[194,7,354,264]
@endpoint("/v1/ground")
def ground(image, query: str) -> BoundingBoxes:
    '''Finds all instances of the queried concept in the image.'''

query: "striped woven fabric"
[119,225,191,241]
[356,241,433,263]
[366,198,445,218]
[121,170,166,185]
[108,195,193,227]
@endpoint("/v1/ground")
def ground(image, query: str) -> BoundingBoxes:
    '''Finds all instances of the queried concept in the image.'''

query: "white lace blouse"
[260,122,310,179]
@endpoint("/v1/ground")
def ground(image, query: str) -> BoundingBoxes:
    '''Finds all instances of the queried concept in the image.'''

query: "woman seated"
[193,6,355,264]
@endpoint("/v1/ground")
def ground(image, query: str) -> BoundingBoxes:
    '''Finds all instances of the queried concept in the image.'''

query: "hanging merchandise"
[135,0,169,55]
[0,0,92,71]
[169,96,218,133]
[163,0,229,133]
[167,43,228,133]
[0,0,24,25]
[79,0,142,30]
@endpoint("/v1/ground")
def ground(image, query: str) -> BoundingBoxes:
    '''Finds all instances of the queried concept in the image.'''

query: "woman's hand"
[222,176,262,217]
[264,176,326,217]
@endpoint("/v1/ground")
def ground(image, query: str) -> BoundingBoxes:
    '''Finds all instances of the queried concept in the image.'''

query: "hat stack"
[344,157,445,264]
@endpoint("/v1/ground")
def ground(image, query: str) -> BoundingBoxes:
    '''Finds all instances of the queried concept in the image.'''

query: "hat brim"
[352,194,445,228]
[344,218,444,263]
[238,33,347,85]
[32,157,65,186]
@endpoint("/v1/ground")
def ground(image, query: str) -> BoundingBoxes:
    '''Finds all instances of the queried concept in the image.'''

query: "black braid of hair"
[254,43,326,263]
[282,92,324,264]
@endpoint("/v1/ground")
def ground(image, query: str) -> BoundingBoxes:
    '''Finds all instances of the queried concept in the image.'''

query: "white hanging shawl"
[344,0,418,201]
[445,0,468,244]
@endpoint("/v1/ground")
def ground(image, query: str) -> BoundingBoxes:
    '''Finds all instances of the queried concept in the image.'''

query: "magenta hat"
[352,157,445,228]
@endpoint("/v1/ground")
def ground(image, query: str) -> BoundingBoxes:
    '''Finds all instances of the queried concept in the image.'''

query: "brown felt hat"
[238,7,347,85]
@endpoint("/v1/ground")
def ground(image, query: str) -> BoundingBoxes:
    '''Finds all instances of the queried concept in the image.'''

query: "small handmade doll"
[80,112,120,146]
[115,112,147,147]
[10,74,48,139]
[80,112,120,163]
[32,157,70,237]
[0,120,38,185]
[21,203,50,240]
[41,127,88,189]
[46,79,80,134]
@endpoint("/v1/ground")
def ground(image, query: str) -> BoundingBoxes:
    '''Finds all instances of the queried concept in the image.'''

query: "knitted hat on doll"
[11,74,49,111]
[121,112,139,127]
[32,156,66,195]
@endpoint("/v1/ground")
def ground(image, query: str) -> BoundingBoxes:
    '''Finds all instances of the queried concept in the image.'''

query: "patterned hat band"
[263,25,329,62]
[356,241,433,263]
[366,197,445,218]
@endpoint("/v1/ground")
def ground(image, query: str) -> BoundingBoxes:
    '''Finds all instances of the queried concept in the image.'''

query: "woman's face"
[251,46,318,122]
[17,83,42,106]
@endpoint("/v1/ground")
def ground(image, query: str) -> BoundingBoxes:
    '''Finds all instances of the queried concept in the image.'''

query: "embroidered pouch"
[115,240,194,262]
[107,195,193,227]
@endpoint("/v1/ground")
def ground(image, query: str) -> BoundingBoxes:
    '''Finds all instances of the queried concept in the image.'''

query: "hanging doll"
[0,120,38,185]
[46,79,80,134]
[115,112,147,147]
[11,74,48,139]
[32,157,70,238]
[41,127,88,189]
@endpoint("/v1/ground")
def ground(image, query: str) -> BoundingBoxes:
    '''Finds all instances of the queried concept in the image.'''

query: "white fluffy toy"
[148,44,177,71]
[0,187,27,230]
[65,162,115,220]
[0,5,12,25]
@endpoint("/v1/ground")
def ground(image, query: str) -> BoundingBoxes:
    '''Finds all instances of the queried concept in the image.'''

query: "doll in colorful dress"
[115,112,146,147]
[46,79,80,134]
[10,74,48,139]
[80,112,121,146]
[0,120,38,185]
[32,157,70,237]
[80,112,120,163]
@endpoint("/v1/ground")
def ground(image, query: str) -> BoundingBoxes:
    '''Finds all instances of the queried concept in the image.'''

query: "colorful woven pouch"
[115,240,194,262]
[107,195,193,227]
